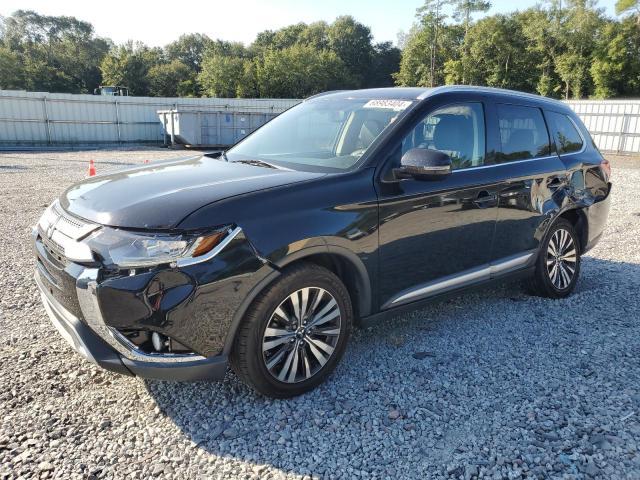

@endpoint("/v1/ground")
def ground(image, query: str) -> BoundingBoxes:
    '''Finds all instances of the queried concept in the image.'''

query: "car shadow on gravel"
[144,256,640,478]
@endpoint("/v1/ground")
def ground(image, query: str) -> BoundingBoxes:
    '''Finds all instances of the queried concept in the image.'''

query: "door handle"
[473,191,497,208]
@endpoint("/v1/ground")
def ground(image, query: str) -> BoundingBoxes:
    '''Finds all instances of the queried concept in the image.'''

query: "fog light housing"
[114,329,194,355]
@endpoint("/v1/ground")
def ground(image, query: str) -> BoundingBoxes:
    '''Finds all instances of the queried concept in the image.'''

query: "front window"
[401,102,486,170]
[226,97,414,171]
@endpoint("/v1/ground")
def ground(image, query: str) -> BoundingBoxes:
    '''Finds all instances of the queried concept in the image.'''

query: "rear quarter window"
[496,104,552,162]
[546,111,584,155]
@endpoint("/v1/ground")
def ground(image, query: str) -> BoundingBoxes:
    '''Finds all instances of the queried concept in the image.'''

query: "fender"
[222,242,374,355]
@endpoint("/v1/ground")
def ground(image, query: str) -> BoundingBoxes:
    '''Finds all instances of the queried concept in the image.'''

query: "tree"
[450,0,491,83]
[414,0,453,87]
[591,17,640,97]
[165,33,213,72]
[369,42,401,87]
[444,15,537,92]
[517,7,563,97]
[198,54,246,97]
[554,0,604,98]
[327,16,374,88]
[148,59,197,97]
[256,44,348,98]
[1,10,109,93]
[0,47,24,88]
[395,20,461,87]
[616,0,640,23]
[100,42,161,96]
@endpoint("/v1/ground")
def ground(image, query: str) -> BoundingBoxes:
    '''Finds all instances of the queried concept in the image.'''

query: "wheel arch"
[222,245,373,355]
[557,207,589,253]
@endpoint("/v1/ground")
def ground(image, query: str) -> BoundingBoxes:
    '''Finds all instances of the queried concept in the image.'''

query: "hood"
[61,156,324,229]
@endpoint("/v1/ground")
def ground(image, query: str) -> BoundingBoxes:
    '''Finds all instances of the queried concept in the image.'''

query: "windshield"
[226,97,414,171]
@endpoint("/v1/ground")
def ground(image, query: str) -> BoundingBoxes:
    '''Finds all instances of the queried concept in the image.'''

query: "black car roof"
[310,85,571,112]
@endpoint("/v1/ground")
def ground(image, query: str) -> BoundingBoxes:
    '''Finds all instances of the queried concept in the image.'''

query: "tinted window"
[497,104,551,161]
[547,111,584,155]
[401,103,485,170]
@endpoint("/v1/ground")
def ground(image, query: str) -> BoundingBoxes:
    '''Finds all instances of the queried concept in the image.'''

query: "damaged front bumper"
[35,267,229,381]
[33,212,275,381]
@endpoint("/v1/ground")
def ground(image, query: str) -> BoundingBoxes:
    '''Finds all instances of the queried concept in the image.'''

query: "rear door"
[489,103,567,262]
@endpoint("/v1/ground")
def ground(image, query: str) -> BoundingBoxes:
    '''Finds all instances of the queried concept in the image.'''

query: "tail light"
[601,157,611,181]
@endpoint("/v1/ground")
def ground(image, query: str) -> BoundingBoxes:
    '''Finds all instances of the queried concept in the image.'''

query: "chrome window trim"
[451,155,558,173]
[383,251,535,309]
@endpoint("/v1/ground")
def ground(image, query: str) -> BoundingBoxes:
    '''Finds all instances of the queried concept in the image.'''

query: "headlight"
[87,226,237,268]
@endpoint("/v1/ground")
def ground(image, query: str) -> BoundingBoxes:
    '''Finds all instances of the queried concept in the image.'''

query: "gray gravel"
[1,148,640,479]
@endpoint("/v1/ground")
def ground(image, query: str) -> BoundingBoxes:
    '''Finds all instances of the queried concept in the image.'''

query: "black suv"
[34,86,611,397]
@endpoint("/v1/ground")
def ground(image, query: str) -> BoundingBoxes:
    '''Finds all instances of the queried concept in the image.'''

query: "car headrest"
[433,115,472,154]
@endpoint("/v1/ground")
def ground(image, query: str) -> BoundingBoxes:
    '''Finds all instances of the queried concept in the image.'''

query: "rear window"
[497,104,551,162]
[546,111,584,155]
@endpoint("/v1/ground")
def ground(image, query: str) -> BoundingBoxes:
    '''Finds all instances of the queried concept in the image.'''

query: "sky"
[0,0,620,47]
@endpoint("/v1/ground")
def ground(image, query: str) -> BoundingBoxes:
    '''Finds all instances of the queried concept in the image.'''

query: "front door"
[376,99,500,309]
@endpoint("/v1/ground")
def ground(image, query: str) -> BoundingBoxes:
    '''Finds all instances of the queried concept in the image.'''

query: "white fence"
[0,89,638,154]
[565,99,640,154]
[0,90,300,147]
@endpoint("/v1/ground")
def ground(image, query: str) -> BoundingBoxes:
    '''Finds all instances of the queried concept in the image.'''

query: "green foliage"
[1,5,639,99]
[370,42,402,87]
[148,59,196,97]
[398,0,633,99]
[395,19,462,87]
[615,0,640,18]
[256,45,348,98]
[2,10,109,93]
[100,42,161,96]
[165,33,213,72]
[591,17,640,97]
[198,54,246,98]
[445,14,537,92]
[0,47,24,89]
[327,16,374,87]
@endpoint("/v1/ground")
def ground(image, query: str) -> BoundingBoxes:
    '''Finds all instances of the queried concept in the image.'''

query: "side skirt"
[360,266,535,328]
[380,250,537,311]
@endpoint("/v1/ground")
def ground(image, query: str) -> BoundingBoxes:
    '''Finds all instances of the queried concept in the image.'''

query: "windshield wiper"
[232,158,279,169]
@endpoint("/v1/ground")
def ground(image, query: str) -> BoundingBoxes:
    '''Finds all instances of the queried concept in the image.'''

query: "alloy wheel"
[546,228,577,290]
[262,287,342,383]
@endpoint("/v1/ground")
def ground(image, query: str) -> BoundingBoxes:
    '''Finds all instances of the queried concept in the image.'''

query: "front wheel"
[529,218,581,299]
[230,263,352,398]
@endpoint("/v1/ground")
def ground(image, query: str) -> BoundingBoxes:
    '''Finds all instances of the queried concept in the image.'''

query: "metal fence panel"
[565,99,640,154]
[0,89,300,147]
[1,89,638,153]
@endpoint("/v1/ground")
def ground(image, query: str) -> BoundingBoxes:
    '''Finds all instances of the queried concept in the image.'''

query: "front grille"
[37,201,100,266]
[40,234,67,267]
[50,203,99,240]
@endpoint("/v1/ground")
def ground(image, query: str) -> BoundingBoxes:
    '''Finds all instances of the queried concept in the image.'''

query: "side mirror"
[397,148,452,179]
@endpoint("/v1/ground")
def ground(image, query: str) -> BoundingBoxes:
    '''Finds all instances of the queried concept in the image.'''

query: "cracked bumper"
[35,268,228,381]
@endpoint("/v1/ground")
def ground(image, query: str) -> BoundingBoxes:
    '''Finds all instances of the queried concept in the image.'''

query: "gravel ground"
[0,148,639,480]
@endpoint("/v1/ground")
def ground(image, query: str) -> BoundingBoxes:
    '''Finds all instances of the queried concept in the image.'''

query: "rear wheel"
[230,263,352,398]
[529,218,581,299]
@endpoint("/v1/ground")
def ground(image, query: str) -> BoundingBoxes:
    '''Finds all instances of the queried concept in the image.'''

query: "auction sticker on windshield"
[363,99,413,111]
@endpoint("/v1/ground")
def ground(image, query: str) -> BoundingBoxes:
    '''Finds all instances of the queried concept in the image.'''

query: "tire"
[529,218,581,299]
[230,262,352,398]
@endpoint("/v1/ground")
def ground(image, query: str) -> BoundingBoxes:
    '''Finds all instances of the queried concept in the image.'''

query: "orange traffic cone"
[88,159,96,177]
